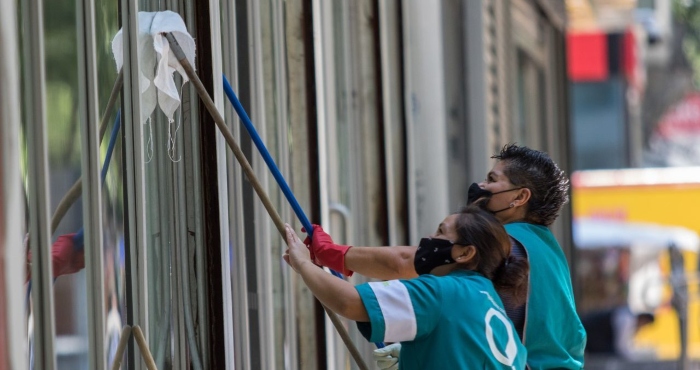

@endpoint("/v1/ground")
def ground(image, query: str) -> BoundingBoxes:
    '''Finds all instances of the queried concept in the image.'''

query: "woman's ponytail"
[455,206,530,306]
[492,255,529,306]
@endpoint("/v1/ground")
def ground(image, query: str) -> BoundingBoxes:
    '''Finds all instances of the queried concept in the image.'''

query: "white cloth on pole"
[111,10,196,124]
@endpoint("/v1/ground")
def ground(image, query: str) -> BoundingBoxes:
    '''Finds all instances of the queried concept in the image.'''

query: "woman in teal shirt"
[283,206,529,369]
[307,144,587,369]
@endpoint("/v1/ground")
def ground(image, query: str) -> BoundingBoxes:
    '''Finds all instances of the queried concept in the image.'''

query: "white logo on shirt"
[479,291,506,315]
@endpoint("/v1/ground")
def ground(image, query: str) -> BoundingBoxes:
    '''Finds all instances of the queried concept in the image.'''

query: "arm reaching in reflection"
[25,233,85,281]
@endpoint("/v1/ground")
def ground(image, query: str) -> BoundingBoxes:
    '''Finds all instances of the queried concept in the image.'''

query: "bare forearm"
[298,261,369,322]
[344,246,418,280]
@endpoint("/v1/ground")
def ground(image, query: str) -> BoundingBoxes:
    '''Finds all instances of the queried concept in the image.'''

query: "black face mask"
[467,182,492,205]
[414,238,456,275]
[466,182,523,213]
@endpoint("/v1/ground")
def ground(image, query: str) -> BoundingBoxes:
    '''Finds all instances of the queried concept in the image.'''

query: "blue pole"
[223,75,384,348]
[101,110,121,185]
[222,75,344,279]
[74,109,121,250]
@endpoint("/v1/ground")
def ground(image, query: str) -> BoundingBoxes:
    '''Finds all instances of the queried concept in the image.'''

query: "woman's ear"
[453,245,477,264]
[513,187,531,207]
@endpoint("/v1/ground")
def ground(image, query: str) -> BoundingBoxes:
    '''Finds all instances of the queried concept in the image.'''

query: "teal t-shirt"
[356,270,527,370]
[505,222,587,369]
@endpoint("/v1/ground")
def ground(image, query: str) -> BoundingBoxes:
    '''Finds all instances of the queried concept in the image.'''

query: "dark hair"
[454,205,529,305]
[492,143,569,226]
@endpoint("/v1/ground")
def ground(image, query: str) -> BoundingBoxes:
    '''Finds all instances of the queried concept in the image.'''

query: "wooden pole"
[165,32,369,370]
[132,325,157,370]
[50,70,123,234]
[109,325,132,370]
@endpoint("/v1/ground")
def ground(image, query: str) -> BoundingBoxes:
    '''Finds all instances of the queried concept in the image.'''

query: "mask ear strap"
[145,117,154,163]
[511,187,531,207]
[167,93,183,162]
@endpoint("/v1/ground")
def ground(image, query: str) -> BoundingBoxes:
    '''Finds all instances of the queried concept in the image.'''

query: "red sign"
[567,31,609,82]
[657,93,700,138]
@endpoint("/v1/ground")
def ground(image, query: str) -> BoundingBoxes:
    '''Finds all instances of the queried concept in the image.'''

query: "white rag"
[111,10,196,125]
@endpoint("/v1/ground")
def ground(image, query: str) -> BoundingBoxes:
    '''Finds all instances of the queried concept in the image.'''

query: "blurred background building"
[567,0,700,368]
[568,0,700,169]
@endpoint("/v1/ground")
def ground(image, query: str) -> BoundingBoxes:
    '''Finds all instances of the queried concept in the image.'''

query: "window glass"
[94,1,125,367]
[514,50,546,149]
[258,1,294,369]
[22,0,119,368]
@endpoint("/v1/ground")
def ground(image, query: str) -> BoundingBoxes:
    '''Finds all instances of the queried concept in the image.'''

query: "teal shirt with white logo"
[356,270,527,370]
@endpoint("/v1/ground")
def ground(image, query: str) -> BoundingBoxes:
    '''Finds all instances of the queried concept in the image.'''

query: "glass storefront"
[3,1,571,369]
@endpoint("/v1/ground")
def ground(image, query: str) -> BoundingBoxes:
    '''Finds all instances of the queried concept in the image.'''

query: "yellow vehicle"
[572,167,700,363]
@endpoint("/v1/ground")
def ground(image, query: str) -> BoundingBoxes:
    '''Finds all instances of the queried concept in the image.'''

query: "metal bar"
[120,1,147,369]
[21,0,56,367]
[311,0,332,243]
[202,0,224,368]
[0,0,27,365]
[402,1,451,240]
[463,0,490,183]
[246,2,275,368]
[188,78,211,370]
[76,0,106,367]
[378,0,404,247]
[219,2,251,367]
[174,109,203,370]
[165,33,368,370]
[271,0,299,366]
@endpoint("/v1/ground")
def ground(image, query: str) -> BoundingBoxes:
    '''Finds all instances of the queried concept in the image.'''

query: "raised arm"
[344,245,418,280]
[283,224,369,322]
[306,224,418,280]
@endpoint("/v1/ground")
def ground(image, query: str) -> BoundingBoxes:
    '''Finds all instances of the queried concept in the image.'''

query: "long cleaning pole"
[222,75,344,278]
[165,32,369,370]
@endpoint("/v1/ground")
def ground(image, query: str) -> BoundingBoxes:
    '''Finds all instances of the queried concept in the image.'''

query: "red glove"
[26,233,85,280]
[303,224,354,276]
[51,233,85,277]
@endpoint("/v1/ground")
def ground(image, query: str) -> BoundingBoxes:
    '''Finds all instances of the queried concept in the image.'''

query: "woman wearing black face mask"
[306,144,587,370]
[284,206,529,370]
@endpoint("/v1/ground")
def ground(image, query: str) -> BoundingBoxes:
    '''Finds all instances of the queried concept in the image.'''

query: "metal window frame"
[220,1,251,369]
[76,0,107,368]
[21,0,57,368]
[0,0,28,366]
[246,1,278,368]
[119,1,148,369]
[283,0,318,367]
[311,1,345,368]
[464,0,491,181]
[245,1,303,368]
[401,0,451,241]
[206,0,236,369]
[270,0,299,366]
[378,0,407,246]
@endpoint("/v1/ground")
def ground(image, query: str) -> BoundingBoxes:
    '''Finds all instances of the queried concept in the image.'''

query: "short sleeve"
[355,277,442,343]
